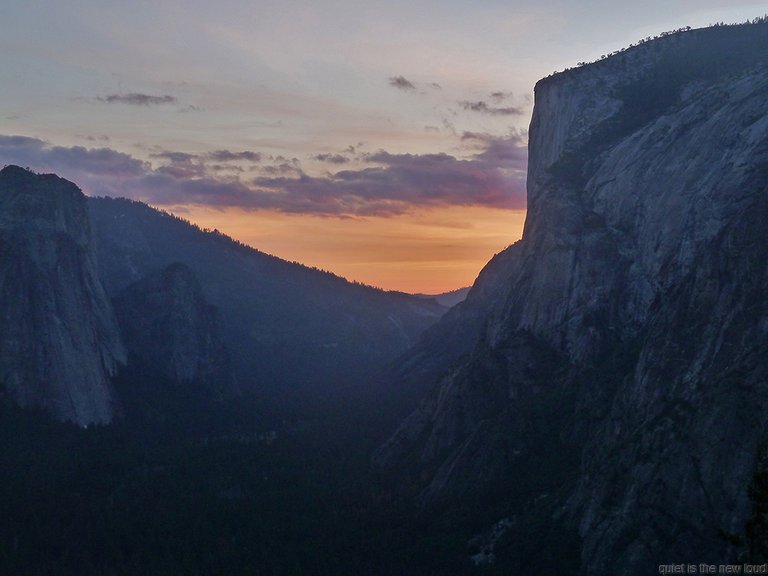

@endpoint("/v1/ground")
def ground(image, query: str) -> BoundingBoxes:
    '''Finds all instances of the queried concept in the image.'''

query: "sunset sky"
[1,1,762,293]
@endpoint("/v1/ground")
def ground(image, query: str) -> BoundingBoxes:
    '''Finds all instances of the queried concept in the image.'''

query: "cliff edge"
[375,22,768,574]
[0,166,126,425]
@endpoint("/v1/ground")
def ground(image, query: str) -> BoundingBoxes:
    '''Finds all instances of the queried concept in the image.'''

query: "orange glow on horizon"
[164,205,526,294]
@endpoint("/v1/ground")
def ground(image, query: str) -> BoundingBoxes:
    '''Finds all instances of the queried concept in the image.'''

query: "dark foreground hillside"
[0,386,509,576]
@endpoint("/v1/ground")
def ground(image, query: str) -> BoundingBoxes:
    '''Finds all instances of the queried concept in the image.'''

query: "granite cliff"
[375,23,768,573]
[0,166,126,425]
[113,262,233,391]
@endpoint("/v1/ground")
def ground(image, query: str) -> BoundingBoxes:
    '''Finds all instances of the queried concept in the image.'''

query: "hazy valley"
[3,20,768,576]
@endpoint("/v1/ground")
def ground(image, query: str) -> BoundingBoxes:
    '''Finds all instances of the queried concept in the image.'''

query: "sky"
[1,1,764,293]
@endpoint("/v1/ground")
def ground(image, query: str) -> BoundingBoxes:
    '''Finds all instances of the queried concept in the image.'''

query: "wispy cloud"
[148,148,263,179]
[458,100,524,116]
[313,153,350,164]
[0,133,527,216]
[97,93,178,106]
[388,76,416,91]
[388,76,443,94]
[490,91,513,102]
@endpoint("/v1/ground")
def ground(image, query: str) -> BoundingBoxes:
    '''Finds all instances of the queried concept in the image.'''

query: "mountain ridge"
[88,196,447,397]
[0,166,447,424]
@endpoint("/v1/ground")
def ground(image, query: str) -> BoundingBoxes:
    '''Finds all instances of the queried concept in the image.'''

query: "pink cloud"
[0,133,527,216]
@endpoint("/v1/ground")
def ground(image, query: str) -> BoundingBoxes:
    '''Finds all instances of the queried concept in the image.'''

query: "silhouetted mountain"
[375,21,768,574]
[112,262,234,394]
[0,163,446,425]
[414,286,470,308]
[88,196,446,400]
[0,166,125,425]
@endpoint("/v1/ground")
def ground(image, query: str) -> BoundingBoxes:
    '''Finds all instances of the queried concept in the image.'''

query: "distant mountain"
[413,286,470,308]
[375,22,768,574]
[0,165,446,424]
[0,166,125,425]
[88,196,447,398]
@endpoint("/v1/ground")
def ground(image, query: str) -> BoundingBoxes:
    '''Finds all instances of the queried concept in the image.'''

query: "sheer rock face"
[376,24,768,574]
[0,166,126,425]
[113,262,233,391]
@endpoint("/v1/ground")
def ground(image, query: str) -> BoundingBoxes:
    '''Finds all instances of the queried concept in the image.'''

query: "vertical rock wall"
[0,166,125,425]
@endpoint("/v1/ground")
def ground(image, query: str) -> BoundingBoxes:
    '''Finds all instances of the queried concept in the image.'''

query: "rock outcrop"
[0,166,125,425]
[375,23,768,574]
[113,262,233,391]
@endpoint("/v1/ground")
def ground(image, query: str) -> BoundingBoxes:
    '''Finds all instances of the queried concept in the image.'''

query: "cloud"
[0,133,527,217]
[0,135,148,180]
[147,148,263,179]
[313,153,350,164]
[490,91,513,102]
[388,76,416,91]
[207,150,262,163]
[77,134,111,143]
[248,136,528,216]
[459,100,524,116]
[461,131,492,141]
[98,93,178,106]
[151,150,197,164]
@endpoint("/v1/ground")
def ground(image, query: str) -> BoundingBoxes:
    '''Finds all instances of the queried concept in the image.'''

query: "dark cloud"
[148,148,262,179]
[77,134,111,143]
[313,153,349,164]
[461,131,492,141]
[248,137,528,216]
[476,136,528,164]
[459,100,524,116]
[209,164,244,173]
[490,91,513,102]
[1,132,527,217]
[160,165,212,180]
[461,131,529,163]
[207,150,261,163]
[125,173,257,208]
[151,149,261,164]
[260,163,303,176]
[0,134,46,152]
[149,150,204,178]
[98,93,178,106]
[0,135,147,179]
[43,146,148,177]
[151,150,197,164]
[388,76,416,91]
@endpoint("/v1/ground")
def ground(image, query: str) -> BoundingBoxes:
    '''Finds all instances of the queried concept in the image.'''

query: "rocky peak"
[515,23,768,362]
[112,262,233,390]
